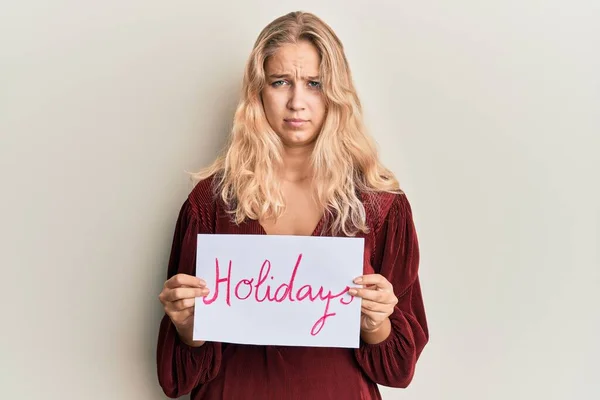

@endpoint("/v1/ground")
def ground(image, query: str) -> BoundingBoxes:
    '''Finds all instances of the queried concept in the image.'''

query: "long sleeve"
[355,194,429,388]
[156,199,222,398]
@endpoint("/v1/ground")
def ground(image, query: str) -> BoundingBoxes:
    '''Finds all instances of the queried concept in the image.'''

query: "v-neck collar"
[252,214,326,237]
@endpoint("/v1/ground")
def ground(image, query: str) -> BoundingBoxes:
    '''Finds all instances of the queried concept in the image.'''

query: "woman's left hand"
[349,274,398,333]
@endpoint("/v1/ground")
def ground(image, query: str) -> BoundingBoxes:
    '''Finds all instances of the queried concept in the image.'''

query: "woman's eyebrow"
[268,73,320,80]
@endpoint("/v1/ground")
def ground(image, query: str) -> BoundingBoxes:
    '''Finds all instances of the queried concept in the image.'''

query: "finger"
[170,288,211,310]
[165,274,206,289]
[168,297,196,312]
[163,287,209,303]
[360,299,393,313]
[354,274,393,291]
[348,287,397,304]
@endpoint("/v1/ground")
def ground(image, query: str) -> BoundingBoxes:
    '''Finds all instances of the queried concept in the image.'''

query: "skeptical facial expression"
[262,40,326,148]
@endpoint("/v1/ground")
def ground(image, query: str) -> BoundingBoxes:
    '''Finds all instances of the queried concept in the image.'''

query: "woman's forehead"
[265,42,320,77]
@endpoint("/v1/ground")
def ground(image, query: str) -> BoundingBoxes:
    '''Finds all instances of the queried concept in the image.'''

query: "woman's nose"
[287,85,306,110]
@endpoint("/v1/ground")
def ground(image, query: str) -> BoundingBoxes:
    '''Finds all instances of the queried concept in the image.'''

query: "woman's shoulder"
[361,189,412,232]
[186,173,221,220]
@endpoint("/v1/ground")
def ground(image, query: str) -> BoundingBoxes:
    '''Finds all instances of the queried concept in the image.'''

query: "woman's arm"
[156,200,222,398]
[354,194,429,388]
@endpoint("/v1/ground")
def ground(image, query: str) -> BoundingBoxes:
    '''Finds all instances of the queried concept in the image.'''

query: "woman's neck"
[280,144,314,182]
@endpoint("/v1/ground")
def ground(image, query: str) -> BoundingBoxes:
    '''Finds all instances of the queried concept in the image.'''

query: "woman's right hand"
[158,273,210,346]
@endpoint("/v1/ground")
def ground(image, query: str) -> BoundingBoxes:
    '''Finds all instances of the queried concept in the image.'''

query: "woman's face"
[261,40,326,149]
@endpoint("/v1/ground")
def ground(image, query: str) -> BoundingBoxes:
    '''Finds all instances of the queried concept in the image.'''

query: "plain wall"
[1,1,598,399]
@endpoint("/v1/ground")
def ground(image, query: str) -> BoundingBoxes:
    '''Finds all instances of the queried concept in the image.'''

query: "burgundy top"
[156,176,429,400]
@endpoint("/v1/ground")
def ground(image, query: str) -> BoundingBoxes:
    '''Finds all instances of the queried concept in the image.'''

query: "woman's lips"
[284,118,308,128]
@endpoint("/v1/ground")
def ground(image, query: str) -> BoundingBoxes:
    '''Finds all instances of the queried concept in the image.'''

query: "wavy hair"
[192,11,401,236]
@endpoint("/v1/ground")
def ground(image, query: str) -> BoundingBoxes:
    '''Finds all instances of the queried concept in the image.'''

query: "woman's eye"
[270,80,320,89]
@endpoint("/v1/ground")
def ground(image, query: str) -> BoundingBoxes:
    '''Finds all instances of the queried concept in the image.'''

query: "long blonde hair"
[192,11,401,236]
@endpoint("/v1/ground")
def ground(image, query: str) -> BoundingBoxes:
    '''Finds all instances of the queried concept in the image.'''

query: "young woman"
[157,11,429,400]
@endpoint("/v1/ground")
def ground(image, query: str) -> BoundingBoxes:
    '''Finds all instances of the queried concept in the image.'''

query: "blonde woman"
[157,11,429,400]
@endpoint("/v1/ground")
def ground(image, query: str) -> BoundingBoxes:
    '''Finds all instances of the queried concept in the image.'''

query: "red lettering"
[339,287,354,305]
[203,258,232,306]
[296,284,313,301]
[234,279,253,300]
[273,253,302,302]
[202,254,354,336]
[310,295,336,336]
[254,260,272,302]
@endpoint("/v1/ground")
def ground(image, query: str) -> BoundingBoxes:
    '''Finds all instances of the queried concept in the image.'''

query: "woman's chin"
[276,129,317,147]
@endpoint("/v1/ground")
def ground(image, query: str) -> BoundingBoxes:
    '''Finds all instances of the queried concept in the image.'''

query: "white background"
[1,1,598,399]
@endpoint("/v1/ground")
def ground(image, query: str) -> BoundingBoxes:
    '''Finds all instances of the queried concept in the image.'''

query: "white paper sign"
[193,234,364,348]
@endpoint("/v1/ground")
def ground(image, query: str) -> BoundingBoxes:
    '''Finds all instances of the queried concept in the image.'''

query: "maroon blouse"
[156,176,429,400]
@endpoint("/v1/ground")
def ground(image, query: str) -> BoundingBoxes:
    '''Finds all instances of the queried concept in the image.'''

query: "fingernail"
[354,277,362,284]
[348,289,357,295]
